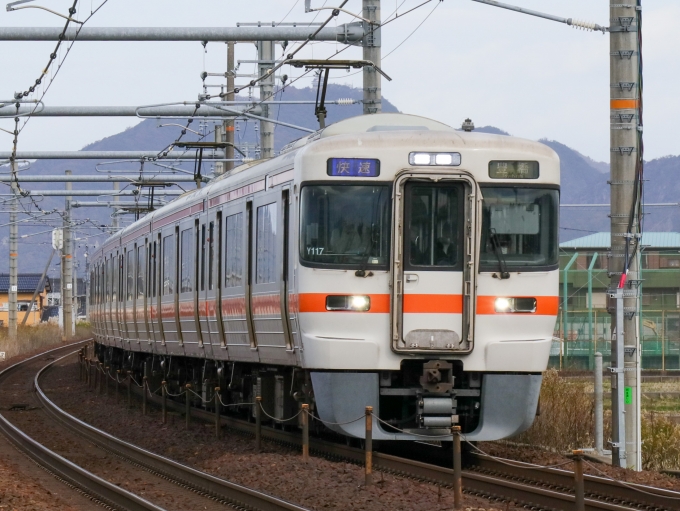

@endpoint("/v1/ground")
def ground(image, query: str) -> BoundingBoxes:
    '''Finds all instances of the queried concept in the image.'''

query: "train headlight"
[326,295,371,312]
[409,152,461,166]
[494,297,537,313]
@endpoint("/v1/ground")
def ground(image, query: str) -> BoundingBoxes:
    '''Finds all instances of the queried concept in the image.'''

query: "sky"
[0,0,677,163]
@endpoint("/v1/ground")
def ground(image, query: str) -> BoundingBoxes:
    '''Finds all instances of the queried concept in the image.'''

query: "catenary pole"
[112,182,120,231]
[362,0,381,114]
[609,0,641,471]
[258,40,275,158]
[63,170,73,340]
[225,42,236,173]
[8,163,18,340]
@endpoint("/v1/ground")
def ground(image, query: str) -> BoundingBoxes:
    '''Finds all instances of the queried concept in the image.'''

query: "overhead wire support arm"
[470,0,608,33]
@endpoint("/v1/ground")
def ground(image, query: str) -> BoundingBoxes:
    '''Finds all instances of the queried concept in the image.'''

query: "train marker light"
[494,297,537,313]
[409,152,461,166]
[326,295,371,312]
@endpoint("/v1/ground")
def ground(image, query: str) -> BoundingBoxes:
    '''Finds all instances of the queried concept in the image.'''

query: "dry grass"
[642,413,680,470]
[513,369,680,471]
[0,323,91,361]
[513,369,595,451]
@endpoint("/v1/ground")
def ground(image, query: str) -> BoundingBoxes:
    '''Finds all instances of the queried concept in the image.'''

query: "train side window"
[136,245,145,300]
[208,221,215,291]
[151,241,157,298]
[225,213,243,288]
[162,234,175,295]
[111,257,117,303]
[126,250,134,301]
[256,203,277,284]
[118,254,124,303]
[199,224,206,291]
[180,228,194,293]
[107,259,111,303]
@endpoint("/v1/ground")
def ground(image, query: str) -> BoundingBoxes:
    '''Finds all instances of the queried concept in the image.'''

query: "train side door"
[136,243,150,346]
[160,227,182,354]
[220,201,258,362]
[392,174,477,354]
[251,190,296,365]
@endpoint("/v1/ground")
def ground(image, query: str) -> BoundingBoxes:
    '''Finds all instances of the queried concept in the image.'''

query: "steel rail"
[469,454,680,511]
[0,341,165,511]
[126,382,645,511]
[38,354,310,511]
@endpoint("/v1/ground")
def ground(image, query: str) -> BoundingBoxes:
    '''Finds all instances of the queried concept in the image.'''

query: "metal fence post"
[185,383,191,430]
[98,363,103,394]
[452,425,462,509]
[104,366,109,397]
[142,376,148,416]
[573,450,585,511]
[78,351,83,381]
[162,381,167,424]
[365,406,373,486]
[215,387,221,439]
[116,370,121,404]
[301,403,309,461]
[127,371,132,409]
[255,396,262,452]
[94,361,99,392]
[594,353,604,454]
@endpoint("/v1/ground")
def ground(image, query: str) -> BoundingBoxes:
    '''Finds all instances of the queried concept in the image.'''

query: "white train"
[90,113,560,441]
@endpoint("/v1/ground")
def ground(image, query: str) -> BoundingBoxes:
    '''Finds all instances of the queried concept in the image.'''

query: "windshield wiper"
[489,228,510,279]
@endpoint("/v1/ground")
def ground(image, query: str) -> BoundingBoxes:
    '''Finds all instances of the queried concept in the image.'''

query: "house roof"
[561,232,680,249]
[0,274,51,294]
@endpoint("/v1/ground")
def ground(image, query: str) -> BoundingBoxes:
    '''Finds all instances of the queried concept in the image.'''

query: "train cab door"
[392,173,477,354]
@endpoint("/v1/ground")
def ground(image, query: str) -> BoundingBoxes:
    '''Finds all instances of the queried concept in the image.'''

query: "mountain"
[2,84,678,275]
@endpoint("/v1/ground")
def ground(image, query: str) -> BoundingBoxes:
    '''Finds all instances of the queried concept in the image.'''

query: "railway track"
[99,357,678,511]
[0,343,309,511]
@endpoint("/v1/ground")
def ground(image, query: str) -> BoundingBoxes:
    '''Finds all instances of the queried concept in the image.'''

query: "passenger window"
[136,246,145,300]
[111,257,117,303]
[201,225,206,291]
[406,184,462,268]
[162,234,175,295]
[225,213,243,288]
[180,228,194,293]
[126,251,134,301]
[208,221,215,291]
[256,203,277,284]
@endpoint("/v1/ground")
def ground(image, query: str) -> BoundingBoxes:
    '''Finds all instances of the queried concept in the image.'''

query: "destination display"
[327,158,380,177]
[489,160,539,179]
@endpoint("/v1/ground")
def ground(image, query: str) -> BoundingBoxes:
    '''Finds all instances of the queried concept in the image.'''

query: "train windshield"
[479,187,558,269]
[300,184,391,268]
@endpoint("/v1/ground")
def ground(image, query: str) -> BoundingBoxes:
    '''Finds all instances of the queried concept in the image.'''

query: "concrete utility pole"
[225,42,236,172]
[8,163,18,339]
[362,0,381,114]
[112,182,120,231]
[84,245,90,322]
[609,1,642,470]
[62,170,73,340]
[258,40,275,158]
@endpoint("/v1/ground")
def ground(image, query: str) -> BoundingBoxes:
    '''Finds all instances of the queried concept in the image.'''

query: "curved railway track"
[0,343,309,511]
[97,355,678,511]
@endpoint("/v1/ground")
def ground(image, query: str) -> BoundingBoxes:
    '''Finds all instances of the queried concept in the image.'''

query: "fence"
[551,309,680,371]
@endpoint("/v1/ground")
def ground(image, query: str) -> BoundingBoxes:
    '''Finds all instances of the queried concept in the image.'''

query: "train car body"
[90,113,560,441]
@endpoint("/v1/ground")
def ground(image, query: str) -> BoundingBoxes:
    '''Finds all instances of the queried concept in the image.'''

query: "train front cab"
[297,122,560,442]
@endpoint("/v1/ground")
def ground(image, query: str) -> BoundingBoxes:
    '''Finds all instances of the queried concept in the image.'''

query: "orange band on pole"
[9,253,17,257]
[611,99,638,109]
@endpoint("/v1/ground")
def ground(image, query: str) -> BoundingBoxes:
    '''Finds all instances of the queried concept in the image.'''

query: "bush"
[642,412,680,470]
[512,369,595,451]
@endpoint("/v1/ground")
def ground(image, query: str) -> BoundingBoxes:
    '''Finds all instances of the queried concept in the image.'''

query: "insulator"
[336,98,354,105]
[569,19,597,31]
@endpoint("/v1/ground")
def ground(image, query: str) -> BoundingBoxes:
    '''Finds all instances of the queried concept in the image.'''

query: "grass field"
[0,323,91,362]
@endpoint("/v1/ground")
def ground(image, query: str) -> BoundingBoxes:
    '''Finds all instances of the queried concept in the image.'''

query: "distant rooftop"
[561,232,680,249]
[0,273,51,294]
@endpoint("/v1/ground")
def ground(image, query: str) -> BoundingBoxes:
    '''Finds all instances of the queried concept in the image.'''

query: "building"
[0,274,52,327]
[555,232,680,370]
